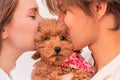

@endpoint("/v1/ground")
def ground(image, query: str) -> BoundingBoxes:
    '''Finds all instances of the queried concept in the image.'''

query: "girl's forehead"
[16,0,38,12]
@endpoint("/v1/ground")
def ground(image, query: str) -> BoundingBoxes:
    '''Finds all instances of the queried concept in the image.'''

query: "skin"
[0,0,43,75]
[57,2,120,80]
[58,6,98,50]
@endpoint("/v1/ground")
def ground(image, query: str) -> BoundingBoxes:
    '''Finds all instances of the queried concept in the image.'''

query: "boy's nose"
[57,11,65,25]
[54,47,61,53]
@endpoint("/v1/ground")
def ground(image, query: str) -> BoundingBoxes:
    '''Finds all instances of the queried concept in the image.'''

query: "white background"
[12,0,91,80]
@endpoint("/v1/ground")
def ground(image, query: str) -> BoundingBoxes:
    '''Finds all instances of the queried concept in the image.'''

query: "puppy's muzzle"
[54,47,61,54]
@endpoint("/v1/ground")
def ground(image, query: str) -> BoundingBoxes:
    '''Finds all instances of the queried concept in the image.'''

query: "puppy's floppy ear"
[31,51,40,60]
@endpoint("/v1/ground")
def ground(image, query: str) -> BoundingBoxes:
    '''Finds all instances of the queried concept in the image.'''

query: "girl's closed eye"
[29,12,36,20]
[30,15,36,20]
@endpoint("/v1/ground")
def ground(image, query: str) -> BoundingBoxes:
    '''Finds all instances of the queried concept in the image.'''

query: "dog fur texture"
[31,19,94,80]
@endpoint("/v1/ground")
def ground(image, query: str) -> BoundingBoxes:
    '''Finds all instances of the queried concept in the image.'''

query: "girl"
[0,0,43,80]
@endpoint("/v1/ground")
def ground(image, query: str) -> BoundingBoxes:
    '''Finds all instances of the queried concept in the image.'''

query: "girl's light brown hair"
[0,0,18,52]
[45,0,120,30]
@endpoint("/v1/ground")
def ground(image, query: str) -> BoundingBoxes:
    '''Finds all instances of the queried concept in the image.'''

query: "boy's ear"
[91,2,107,20]
[2,27,9,39]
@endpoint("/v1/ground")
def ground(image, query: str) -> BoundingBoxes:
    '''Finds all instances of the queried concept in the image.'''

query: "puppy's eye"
[60,36,65,41]
[44,36,50,41]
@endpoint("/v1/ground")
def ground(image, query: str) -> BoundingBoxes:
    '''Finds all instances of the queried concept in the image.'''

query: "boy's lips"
[72,50,81,53]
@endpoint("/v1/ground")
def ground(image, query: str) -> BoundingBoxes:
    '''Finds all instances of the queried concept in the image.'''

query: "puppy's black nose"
[54,47,61,53]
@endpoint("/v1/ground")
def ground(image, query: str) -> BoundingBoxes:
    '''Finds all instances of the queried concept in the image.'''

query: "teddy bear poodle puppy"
[31,19,95,80]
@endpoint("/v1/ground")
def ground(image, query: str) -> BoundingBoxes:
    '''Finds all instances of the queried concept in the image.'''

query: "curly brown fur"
[31,19,94,80]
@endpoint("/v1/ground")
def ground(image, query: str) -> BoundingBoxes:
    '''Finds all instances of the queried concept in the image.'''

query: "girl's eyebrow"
[28,7,38,12]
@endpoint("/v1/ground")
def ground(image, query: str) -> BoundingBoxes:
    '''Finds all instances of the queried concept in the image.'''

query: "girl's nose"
[39,16,44,22]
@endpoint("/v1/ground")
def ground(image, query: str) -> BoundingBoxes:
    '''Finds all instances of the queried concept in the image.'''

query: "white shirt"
[0,68,15,80]
[0,68,11,80]
[91,54,120,80]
